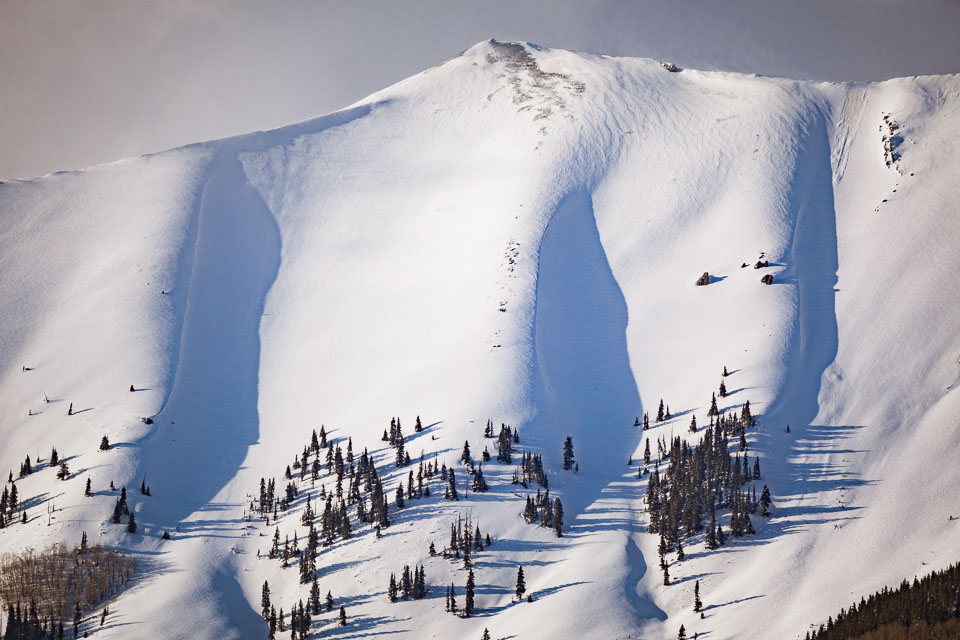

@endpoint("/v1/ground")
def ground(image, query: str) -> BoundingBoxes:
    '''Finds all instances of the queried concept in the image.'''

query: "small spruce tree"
[464,569,475,617]
[562,436,575,471]
[261,581,271,620]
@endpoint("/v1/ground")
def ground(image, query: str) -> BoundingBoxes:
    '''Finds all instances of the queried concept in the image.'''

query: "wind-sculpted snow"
[0,40,959,639]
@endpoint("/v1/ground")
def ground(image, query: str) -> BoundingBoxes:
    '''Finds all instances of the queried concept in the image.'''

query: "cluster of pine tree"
[487,422,518,464]
[110,487,137,532]
[255,420,457,637]
[0,480,22,528]
[512,452,547,487]
[807,561,960,640]
[443,465,459,501]
[521,489,564,537]
[262,578,338,639]
[285,599,312,639]
[18,456,33,478]
[441,513,491,565]
[644,402,771,551]
[387,564,428,601]
[655,399,674,423]
[382,417,412,467]
[444,570,477,618]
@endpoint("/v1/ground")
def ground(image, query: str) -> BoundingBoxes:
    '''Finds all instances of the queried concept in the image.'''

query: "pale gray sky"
[2,0,958,179]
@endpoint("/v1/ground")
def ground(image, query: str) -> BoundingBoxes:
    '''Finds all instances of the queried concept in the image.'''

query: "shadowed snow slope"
[1,40,959,639]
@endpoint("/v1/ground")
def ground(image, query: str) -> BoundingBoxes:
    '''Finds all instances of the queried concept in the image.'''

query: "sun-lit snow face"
[0,41,958,640]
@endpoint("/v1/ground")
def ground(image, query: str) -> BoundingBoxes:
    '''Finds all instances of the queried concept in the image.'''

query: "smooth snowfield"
[0,40,959,639]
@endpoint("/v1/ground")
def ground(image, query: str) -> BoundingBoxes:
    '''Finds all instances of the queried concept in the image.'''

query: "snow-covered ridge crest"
[0,40,959,640]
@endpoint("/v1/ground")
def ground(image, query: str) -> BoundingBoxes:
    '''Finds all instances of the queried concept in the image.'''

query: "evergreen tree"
[657,399,665,422]
[99,436,110,451]
[50,447,59,466]
[415,416,423,432]
[760,485,772,516]
[472,464,488,492]
[261,581,271,620]
[325,591,333,612]
[127,511,137,533]
[270,527,280,559]
[84,478,92,496]
[395,435,406,468]
[464,569,475,617]
[553,497,564,537]
[57,460,70,480]
[73,601,81,638]
[719,379,727,397]
[310,577,321,614]
[338,605,347,626]
[689,415,697,433]
[644,439,651,467]
[482,629,491,640]
[388,573,397,602]
[562,436,575,471]
[447,469,459,501]
[678,624,687,640]
[694,579,702,612]
[401,565,412,599]
[460,441,472,465]
[515,566,526,600]
[706,511,717,550]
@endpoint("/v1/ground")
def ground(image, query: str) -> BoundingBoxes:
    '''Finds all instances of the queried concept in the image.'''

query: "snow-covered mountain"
[1,40,958,639]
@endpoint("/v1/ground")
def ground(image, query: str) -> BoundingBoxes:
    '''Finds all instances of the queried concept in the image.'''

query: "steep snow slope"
[0,40,958,639]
